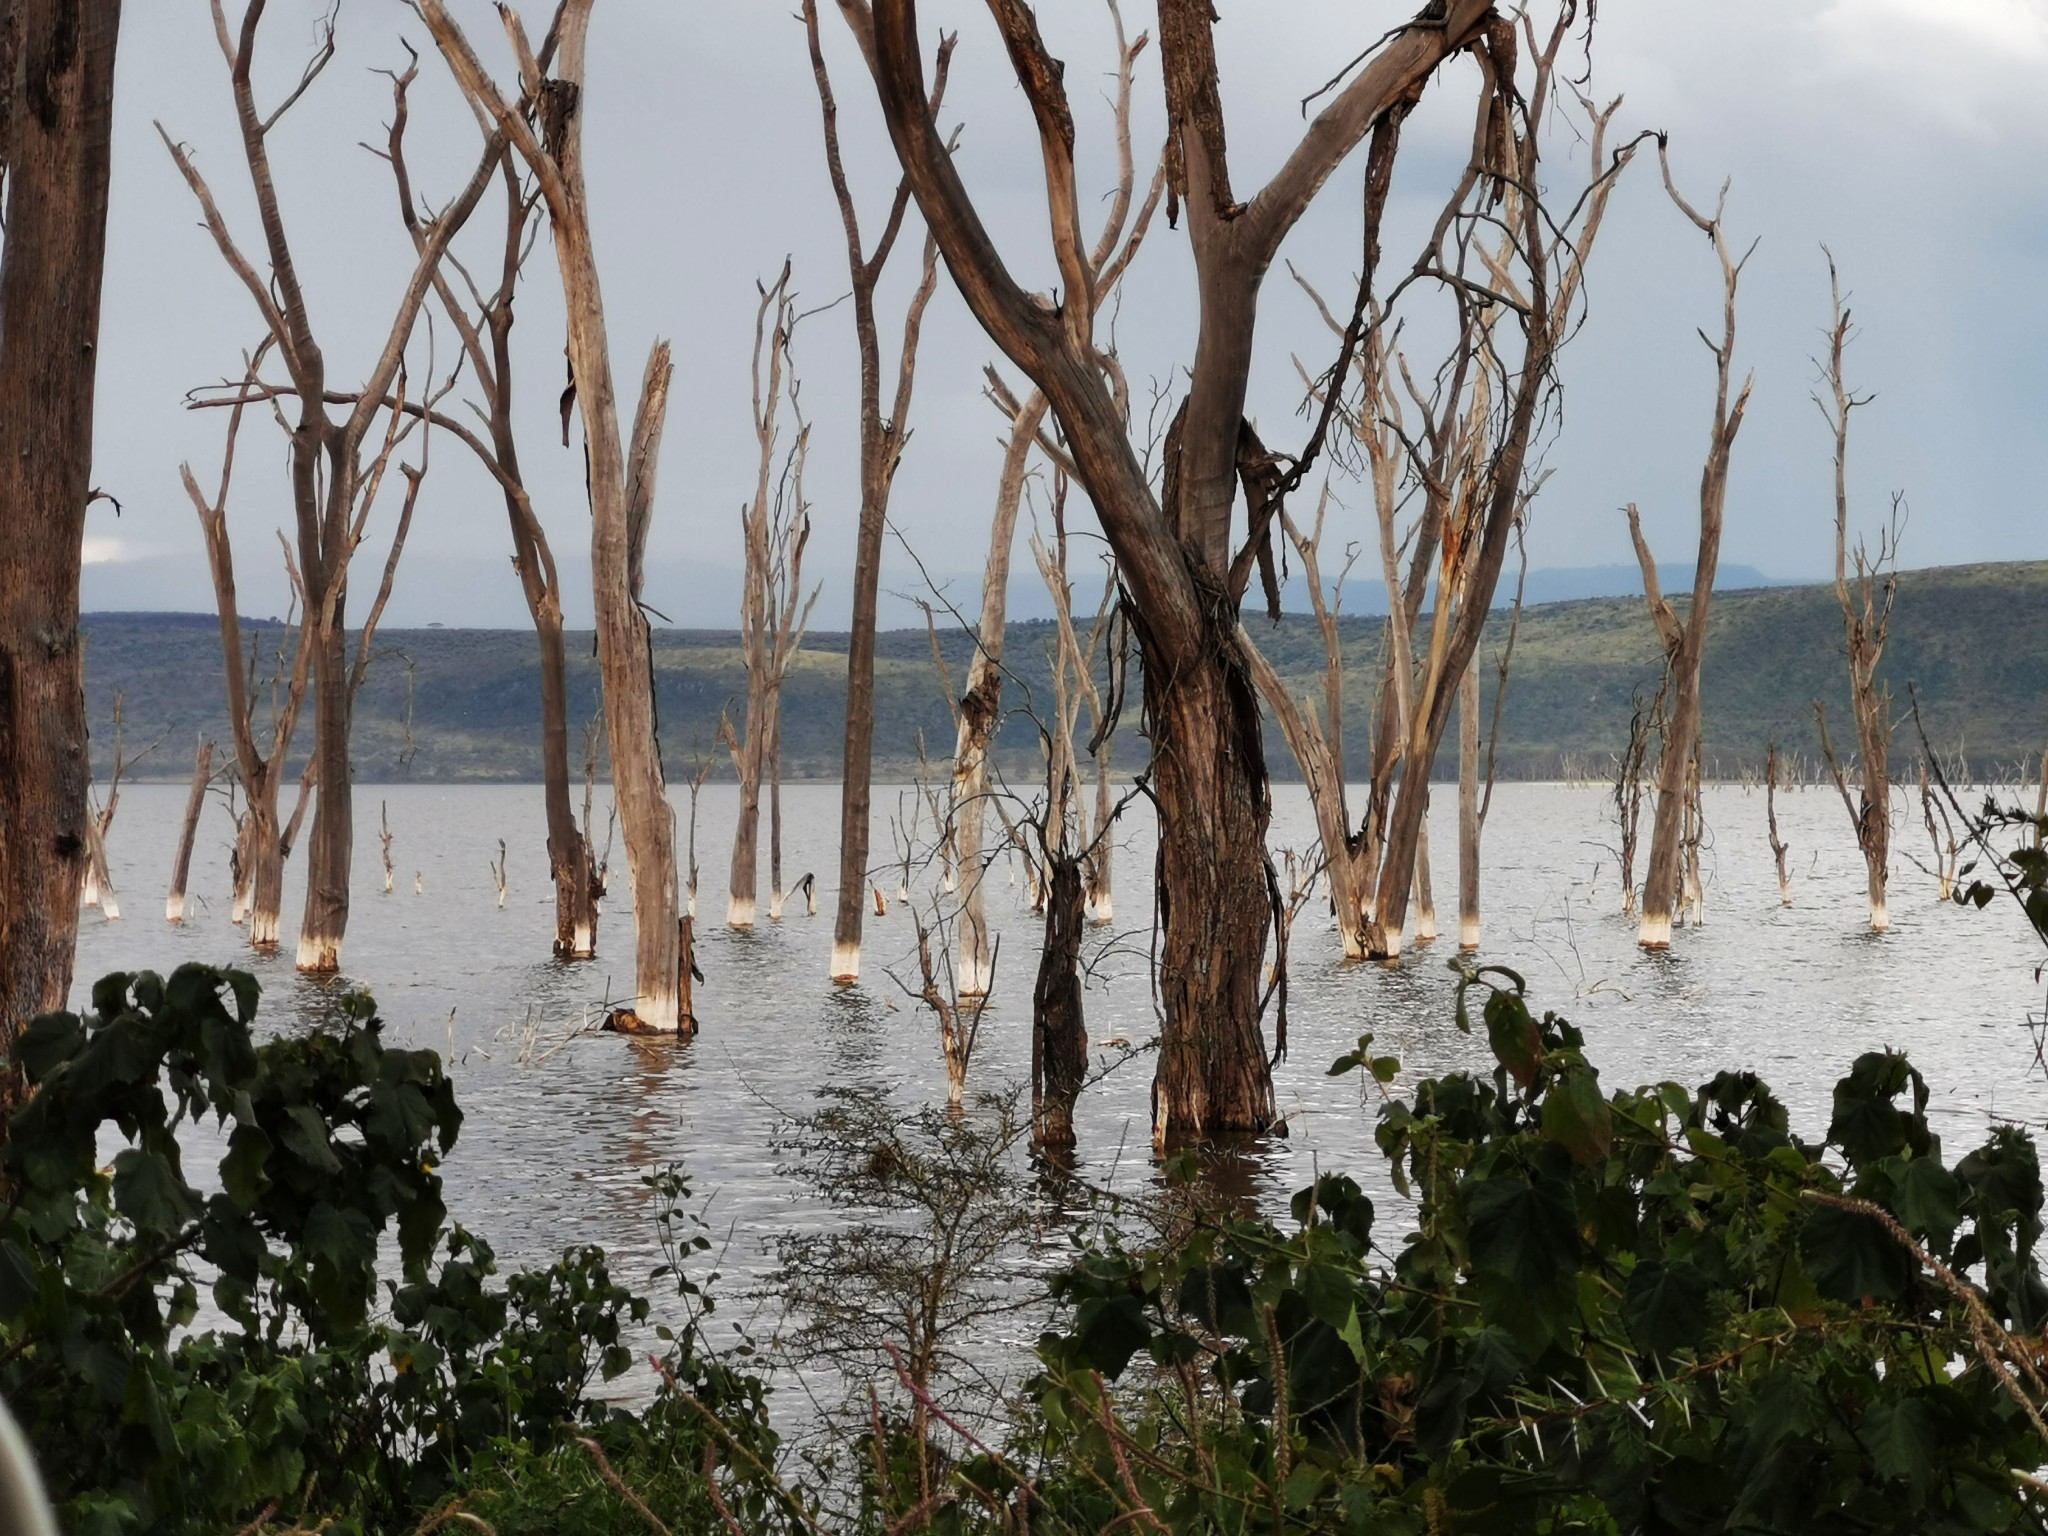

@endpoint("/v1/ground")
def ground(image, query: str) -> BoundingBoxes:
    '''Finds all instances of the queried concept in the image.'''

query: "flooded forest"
[4,2,2048,1533]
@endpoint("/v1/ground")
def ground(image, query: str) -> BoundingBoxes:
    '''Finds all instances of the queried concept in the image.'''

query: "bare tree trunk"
[768,705,786,919]
[421,0,682,1026]
[1766,741,1792,906]
[1033,849,1088,1151]
[166,739,214,923]
[1458,665,1480,951]
[1816,254,1896,935]
[955,387,1044,996]
[0,0,121,1063]
[1412,813,1437,946]
[1629,153,1753,950]
[168,13,496,977]
[852,0,1530,1137]
[806,1,947,983]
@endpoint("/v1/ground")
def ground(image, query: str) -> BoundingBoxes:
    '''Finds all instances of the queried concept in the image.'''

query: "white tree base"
[830,941,861,982]
[1638,911,1673,949]
[1869,898,1889,934]
[166,895,186,925]
[1459,914,1481,952]
[567,921,595,958]
[726,895,756,929]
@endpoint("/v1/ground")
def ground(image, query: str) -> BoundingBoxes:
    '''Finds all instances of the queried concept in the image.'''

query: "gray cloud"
[86,0,2048,631]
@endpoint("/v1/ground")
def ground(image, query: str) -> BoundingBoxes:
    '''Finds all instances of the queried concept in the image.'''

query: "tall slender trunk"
[245,792,285,950]
[1767,742,1793,906]
[536,608,598,955]
[768,704,787,918]
[0,0,122,1060]
[166,739,213,923]
[955,389,1045,996]
[728,657,767,929]
[1458,665,1480,951]
[1412,813,1436,946]
[419,1,680,1024]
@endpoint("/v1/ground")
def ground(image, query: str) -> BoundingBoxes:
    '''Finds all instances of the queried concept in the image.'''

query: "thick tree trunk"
[166,739,213,923]
[296,612,351,972]
[245,793,285,950]
[1640,685,1702,948]
[0,0,121,1060]
[1145,624,1276,1145]
[1033,850,1088,1151]
[1458,666,1480,951]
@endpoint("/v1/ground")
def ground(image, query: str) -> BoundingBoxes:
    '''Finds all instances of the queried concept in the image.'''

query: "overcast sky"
[82,0,2048,629]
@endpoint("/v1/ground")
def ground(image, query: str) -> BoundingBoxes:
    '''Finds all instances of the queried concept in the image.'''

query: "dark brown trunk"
[296,607,351,972]
[1033,851,1088,1151]
[166,738,212,924]
[0,0,121,1071]
[1144,613,1275,1145]
[537,604,598,956]
[831,468,885,977]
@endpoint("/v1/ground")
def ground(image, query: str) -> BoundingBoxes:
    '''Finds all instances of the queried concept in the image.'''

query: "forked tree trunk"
[1766,741,1792,906]
[857,0,1515,1138]
[82,809,117,920]
[1033,849,1088,1151]
[1630,153,1752,950]
[167,13,495,977]
[0,0,121,1059]
[421,0,682,1026]
[806,0,947,982]
[1816,256,1895,935]
[166,739,214,924]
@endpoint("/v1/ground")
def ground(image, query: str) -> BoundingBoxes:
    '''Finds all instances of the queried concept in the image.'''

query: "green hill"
[78,560,2048,785]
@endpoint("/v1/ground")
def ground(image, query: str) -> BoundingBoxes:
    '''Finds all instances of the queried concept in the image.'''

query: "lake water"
[69,779,2048,1399]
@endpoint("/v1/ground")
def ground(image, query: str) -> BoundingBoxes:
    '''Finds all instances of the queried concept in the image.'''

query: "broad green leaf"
[1624,1259,1709,1358]
[1861,1394,1940,1503]
[1798,1202,1912,1302]
[111,1148,195,1235]
[1542,1069,1613,1166]
[1465,1171,1579,1292]
[220,1124,273,1209]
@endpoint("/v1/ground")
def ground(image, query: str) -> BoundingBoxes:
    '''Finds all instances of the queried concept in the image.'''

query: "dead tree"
[421,0,686,1029]
[846,0,1559,1140]
[1613,686,1657,917]
[953,7,1157,990]
[1360,61,1635,961]
[80,691,161,921]
[490,839,509,909]
[1626,147,1753,950]
[383,61,599,958]
[727,269,820,927]
[683,740,716,919]
[380,800,396,894]
[0,0,122,1058]
[184,375,316,951]
[1457,540,1527,951]
[1918,760,1957,901]
[166,739,216,925]
[165,6,494,974]
[1256,36,1631,963]
[1766,741,1792,906]
[805,0,948,983]
[1813,254,1898,934]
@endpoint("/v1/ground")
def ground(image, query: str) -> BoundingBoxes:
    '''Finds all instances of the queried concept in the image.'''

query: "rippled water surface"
[72,780,2048,1386]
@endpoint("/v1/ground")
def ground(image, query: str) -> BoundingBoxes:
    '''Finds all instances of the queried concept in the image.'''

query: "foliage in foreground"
[0,968,777,1536]
[9,798,2048,1536]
